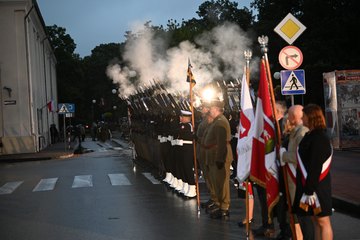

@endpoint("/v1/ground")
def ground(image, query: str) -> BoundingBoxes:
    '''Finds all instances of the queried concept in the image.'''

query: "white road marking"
[33,178,58,192]
[108,173,131,186]
[72,175,93,188]
[0,181,23,194]
[142,173,161,184]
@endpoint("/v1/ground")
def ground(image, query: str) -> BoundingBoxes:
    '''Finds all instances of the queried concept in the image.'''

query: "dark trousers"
[275,193,291,236]
[255,184,273,228]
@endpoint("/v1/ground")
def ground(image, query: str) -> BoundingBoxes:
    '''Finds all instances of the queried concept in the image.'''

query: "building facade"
[0,0,58,154]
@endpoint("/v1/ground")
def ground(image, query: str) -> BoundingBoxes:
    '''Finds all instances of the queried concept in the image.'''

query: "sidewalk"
[0,141,74,162]
[0,137,359,217]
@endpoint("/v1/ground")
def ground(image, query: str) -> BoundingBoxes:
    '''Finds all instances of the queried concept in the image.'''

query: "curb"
[332,195,360,218]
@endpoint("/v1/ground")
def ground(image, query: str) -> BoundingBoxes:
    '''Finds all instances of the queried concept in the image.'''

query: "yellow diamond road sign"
[274,13,306,45]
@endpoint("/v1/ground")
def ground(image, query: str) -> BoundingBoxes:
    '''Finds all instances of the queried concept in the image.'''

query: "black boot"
[200,199,214,209]
[210,209,230,220]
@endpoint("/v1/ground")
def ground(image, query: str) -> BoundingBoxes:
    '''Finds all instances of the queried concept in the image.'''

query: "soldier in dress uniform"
[171,110,197,198]
[203,99,233,219]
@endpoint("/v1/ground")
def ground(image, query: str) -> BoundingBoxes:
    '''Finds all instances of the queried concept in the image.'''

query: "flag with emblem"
[250,59,279,218]
[236,70,254,182]
[186,58,196,86]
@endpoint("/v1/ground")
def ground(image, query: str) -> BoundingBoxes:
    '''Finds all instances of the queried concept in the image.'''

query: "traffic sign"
[58,103,75,114]
[274,13,306,45]
[279,46,303,70]
[280,69,306,95]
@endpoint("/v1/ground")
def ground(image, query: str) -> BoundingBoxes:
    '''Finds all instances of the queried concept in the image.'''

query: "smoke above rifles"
[106,22,254,98]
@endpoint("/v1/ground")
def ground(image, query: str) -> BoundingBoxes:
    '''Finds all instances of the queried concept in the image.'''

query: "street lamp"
[91,99,96,121]
[112,89,117,95]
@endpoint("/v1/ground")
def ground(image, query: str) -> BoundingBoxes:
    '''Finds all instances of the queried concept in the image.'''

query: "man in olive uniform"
[203,99,233,219]
[197,103,215,207]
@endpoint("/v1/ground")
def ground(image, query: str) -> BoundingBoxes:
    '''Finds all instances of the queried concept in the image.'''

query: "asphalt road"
[0,139,359,240]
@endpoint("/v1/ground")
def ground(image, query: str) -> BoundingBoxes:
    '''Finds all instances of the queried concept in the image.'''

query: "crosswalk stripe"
[0,181,23,195]
[108,173,131,186]
[142,173,161,184]
[0,172,165,195]
[33,178,58,192]
[72,175,93,188]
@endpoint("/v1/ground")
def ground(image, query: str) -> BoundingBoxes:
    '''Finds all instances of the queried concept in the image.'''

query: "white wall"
[0,0,58,154]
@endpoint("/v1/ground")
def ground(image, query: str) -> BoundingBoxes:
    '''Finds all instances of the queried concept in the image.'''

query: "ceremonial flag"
[47,100,55,112]
[236,70,254,182]
[250,60,279,216]
[186,59,196,86]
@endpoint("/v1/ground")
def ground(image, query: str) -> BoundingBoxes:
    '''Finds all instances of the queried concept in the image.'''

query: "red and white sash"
[296,146,333,215]
[285,164,297,185]
[297,146,333,185]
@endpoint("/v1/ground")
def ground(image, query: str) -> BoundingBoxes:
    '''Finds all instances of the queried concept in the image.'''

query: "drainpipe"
[41,36,50,146]
[24,5,36,150]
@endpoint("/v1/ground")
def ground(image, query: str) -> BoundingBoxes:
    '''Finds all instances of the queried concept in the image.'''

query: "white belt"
[171,139,193,146]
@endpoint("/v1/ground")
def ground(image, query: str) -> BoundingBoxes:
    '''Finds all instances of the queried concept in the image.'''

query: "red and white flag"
[236,69,254,182]
[47,100,55,112]
[250,60,279,216]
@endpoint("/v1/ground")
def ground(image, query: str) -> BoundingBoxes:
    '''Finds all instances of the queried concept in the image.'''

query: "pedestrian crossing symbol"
[58,104,69,113]
[280,69,306,95]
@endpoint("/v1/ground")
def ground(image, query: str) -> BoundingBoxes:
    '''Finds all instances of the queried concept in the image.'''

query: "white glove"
[305,193,317,206]
[279,147,286,166]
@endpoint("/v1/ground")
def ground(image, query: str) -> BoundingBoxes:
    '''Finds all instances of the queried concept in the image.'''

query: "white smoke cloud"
[107,22,254,97]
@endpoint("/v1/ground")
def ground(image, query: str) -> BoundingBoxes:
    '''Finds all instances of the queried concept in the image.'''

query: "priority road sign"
[279,46,303,70]
[274,13,306,45]
[280,69,306,95]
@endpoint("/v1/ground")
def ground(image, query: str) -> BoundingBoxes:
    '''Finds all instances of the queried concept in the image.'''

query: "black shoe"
[275,233,292,240]
[200,199,214,209]
[210,209,230,220]
[253,225,274,237]
[237,218,254,228]
[205,203,218,214]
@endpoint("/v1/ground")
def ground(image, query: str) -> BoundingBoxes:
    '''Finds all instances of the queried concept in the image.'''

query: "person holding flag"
[236,70,255,227]
[250,59,279,237]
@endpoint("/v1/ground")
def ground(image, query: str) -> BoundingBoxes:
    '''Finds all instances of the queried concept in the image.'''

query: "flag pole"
[188,59,201,213]
[258,36,297,240]
[244,49,252,239]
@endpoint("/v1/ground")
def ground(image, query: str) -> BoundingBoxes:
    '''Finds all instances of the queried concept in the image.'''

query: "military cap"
[207,99,225,108]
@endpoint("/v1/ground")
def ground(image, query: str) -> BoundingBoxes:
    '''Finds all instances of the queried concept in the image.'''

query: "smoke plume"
[106,22,254,97]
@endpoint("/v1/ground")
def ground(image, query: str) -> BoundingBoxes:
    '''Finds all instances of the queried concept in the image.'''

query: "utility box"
[323,70,360,149]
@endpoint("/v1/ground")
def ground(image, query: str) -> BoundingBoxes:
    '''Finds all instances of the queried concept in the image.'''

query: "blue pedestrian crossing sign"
[58,103,75,114]
[280,69,306,95]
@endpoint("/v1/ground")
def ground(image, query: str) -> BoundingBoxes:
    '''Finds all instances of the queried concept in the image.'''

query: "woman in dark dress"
[294,104,333,240]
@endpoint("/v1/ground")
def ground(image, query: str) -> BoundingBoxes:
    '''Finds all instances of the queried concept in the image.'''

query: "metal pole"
[63,114,66,152]
[244,49,252,239]
[188,59,201,213]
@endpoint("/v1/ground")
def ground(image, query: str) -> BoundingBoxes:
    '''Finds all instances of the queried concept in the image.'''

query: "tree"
[82,43,125,121]
[46,25,85,121]
[197,0,254,30]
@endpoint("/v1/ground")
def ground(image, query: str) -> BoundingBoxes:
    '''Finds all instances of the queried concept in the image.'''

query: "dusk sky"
[37,0,252,57]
